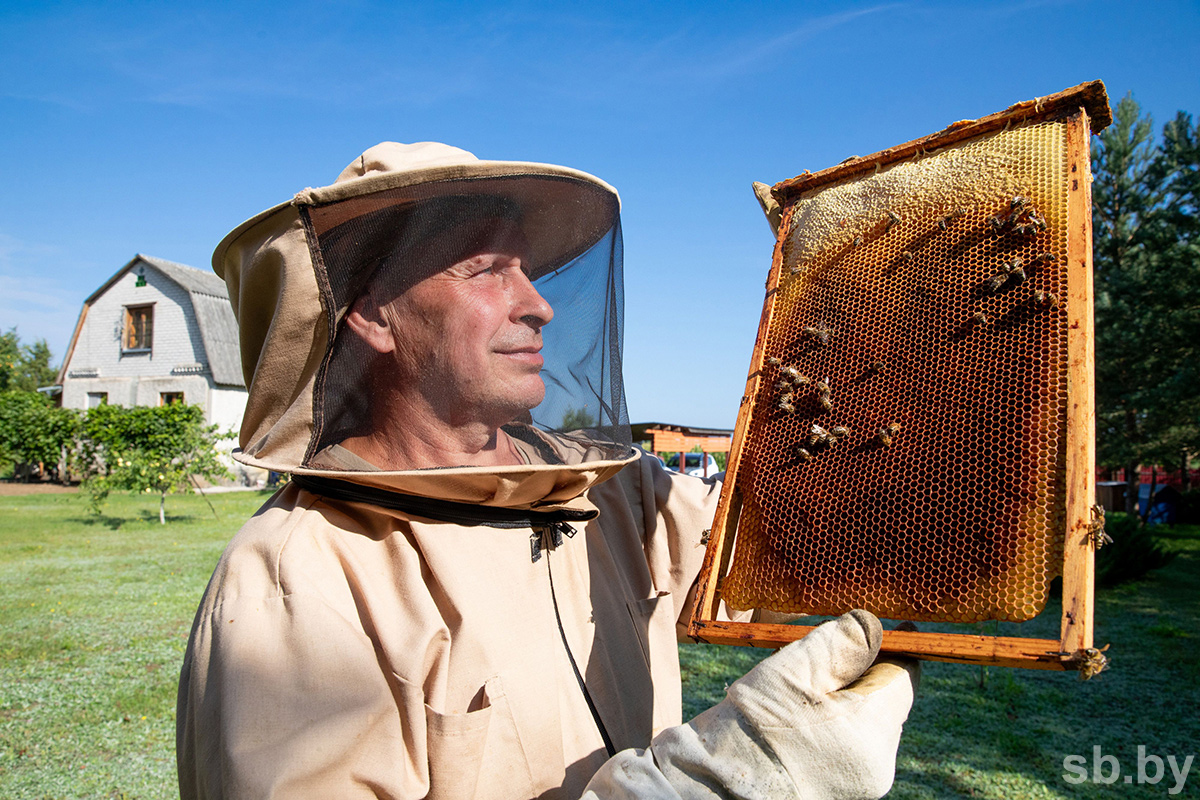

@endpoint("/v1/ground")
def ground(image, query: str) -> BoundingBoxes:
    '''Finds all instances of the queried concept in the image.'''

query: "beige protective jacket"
[177,449,721,800]
[179,150,915,799]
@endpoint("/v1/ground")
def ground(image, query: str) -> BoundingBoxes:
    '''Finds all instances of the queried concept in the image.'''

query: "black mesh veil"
[300,177,631,471]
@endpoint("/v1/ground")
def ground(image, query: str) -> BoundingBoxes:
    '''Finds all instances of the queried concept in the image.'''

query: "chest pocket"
[422,675,535,800]
[626,591,683,737]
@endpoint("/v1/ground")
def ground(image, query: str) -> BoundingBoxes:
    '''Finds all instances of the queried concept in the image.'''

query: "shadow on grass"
[135,510,199,524]
[66,511,202,528]
[69,515,125,530]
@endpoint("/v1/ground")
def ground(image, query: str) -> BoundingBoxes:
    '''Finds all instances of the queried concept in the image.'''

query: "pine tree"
[1149,111,1200,487]
[1092,95,1162,513]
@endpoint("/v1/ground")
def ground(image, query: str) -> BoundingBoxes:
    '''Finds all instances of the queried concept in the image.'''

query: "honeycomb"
[722,120,1071,623]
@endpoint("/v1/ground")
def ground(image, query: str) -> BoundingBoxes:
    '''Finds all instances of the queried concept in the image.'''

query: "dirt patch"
[0,482,80,496]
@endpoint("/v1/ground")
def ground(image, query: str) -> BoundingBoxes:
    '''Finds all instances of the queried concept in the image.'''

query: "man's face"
[361,223,553,428]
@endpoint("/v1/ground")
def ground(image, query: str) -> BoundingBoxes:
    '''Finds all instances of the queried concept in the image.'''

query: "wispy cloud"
[0,234,84,358]
[659,4,908,83]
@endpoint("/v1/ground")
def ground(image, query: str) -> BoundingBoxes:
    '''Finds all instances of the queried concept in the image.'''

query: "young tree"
[80,403,230,523]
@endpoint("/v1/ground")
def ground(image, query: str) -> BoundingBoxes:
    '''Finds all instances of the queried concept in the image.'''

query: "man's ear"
[344,294,396,354]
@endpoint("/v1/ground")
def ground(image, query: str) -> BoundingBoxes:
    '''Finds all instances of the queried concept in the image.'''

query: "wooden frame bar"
[689,83,1109,672]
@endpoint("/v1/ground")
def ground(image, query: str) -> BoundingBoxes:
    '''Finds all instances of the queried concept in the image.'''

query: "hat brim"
[214,160,620,283]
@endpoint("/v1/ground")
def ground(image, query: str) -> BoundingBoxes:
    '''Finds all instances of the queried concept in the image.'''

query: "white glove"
[583,610,918,800]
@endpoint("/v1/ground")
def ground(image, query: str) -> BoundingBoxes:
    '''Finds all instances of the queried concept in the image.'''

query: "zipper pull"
[530,530,543,562]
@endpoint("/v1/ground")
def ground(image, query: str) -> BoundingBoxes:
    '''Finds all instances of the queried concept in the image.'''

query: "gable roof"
[56,254,245,388]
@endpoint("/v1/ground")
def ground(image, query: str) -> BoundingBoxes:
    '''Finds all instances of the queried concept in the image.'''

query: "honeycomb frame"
[690,81,1111,671]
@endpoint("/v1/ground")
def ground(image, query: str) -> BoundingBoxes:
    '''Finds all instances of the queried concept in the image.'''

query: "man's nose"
[512,268,554,328]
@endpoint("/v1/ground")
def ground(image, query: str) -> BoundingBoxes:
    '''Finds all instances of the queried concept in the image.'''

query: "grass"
[0,494,1196,798]
[0,490,273,799]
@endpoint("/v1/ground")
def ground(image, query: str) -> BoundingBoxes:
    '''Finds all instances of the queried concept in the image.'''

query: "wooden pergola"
[632,422,733,478]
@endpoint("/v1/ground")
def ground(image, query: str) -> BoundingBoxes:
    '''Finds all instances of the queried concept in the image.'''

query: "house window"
[87,392,108,408]
[124,305,154,352]
[160,392,184,406]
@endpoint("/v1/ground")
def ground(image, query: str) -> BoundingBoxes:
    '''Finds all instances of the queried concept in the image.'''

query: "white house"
[57,254,248,432]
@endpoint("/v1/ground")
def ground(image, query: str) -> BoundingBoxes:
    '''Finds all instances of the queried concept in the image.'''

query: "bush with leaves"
[79,403,230,523]
[0,390,80,480]
[1095,512,1178,586]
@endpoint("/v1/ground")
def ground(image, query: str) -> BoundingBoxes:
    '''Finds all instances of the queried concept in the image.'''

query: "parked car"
[664,452,721,478]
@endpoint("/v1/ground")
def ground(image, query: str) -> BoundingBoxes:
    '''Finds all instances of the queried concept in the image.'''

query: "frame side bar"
[1060,108,1098,655]
[690,203,793,631]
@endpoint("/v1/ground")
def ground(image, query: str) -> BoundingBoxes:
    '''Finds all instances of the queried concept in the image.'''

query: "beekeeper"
[177,142,919,800]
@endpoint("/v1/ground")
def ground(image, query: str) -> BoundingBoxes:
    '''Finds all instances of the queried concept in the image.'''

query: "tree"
[1092,95,1200,513]
[0,328,58,392]
[1151,111,1200,487]
[559,406,597,430]
[79,403,230,523]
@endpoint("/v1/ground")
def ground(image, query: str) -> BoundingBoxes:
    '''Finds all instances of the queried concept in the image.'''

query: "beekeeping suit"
[176,142,917,800]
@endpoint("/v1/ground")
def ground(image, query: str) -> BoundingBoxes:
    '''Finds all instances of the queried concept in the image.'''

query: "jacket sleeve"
[176,590,429,800]
[579,611,919,800]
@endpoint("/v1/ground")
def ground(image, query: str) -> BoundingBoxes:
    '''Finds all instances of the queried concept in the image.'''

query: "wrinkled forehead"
[313,194,528,312]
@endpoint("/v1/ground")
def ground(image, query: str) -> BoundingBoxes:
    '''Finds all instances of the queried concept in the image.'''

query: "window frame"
[123,303,155,353]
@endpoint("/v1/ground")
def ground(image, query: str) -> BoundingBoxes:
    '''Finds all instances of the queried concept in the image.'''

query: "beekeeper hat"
[214,141,620,287]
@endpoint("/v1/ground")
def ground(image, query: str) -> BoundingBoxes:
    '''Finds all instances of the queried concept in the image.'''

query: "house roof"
[56,254,245,388]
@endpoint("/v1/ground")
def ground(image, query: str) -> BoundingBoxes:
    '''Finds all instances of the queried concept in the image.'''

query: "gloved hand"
[583,610,919,800]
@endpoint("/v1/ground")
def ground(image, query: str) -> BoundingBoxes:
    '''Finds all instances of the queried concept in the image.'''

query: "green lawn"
[1,492,1196,798]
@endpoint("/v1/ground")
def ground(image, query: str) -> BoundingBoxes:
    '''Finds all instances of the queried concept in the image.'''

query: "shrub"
[1096,512,1178,586]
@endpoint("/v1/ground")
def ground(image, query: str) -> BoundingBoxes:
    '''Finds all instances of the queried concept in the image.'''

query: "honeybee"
[790,263,802,274]
[876,422,902,446]
[766,356,781,366]
[901,251,915,263]
[778,399,795,413]
[1033,253,1056,266]
[1010,195,1029,209]
[796,447,813,463]
[775,380,792,392]
[802,326,831,345]
[1007,256,1024,272]
[782,365,801,380]
[794,374,811,385]
[853,235,864,247]
[971,311,988,324]
[988,215,1005,232]
[1029,211,1048,230]
[937,216,949,231]
[815,379,831,395]
[818,395,833,411]
[885,210,901,229]
[1087,503,1113,549]
[984,272,1008,293]
[1076,645,1110,681]
[869,360,885,373]
[1008,266,1026,284]
[830,425,850,438]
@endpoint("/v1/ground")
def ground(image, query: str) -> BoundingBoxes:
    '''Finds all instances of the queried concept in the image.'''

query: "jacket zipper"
[538,525,617,759]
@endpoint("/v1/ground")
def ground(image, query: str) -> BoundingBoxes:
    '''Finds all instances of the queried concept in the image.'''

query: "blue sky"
[2,0,1198,427]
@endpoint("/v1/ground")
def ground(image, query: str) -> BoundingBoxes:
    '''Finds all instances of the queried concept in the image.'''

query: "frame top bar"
[773,80,1111,204]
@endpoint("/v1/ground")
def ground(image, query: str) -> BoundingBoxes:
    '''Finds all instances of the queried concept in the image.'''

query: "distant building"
[56,254,247,432]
